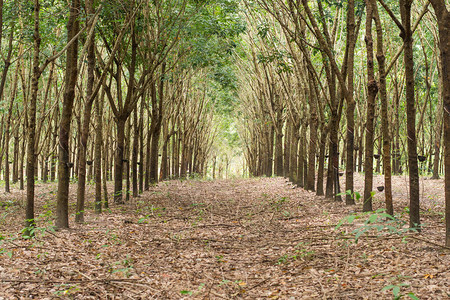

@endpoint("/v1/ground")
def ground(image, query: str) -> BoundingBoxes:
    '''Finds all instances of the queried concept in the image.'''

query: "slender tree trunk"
[297,124,306,188]
[76,0,95,222]
[284,121,290,177]
[138,99,144,193]
[94,91,104,213]
[13,132,19,183]
[432,56,444,179]
[149,64,166,184]
[55,0,80,229]
[429,0,450,246]
[102,141,109,209]
[363,0,377,212]
[160,119,169,181]
[316,126,327,196]
[267,125,274,177]
[289,123,299,184]
[20,123,25,190]
[345,0,357,205]
[432,117,443,179]
[275,130,283,177]
[4,56,18,193]
[145,120,152,189]
[125,118,131,202]
[326,110,340,200]
[25,0,42,230]
[392,73,401,175]
[114,117,126,203]
[51,110,58,181]
[306,78,318,191]
[132,104,139,197]
[373,1,393,215]
[400,0,420,229]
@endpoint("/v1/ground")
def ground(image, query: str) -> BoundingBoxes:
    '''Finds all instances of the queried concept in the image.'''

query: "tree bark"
[94,91,104,213]
[345,0,357,205]
[400,0,420,229]
[363,0,377,212]
[25,0,42,231]
[429,0,449,245]
[55,0,80,229]
[373,0,393,215]
[76,0,96,222]
[132,103,139,196]
[114,117,126,203]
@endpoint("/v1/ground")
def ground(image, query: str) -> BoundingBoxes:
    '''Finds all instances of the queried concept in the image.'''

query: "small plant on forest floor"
[277,242,314,264]
[215,255,226,263]
[335,209,420,242]
[104,229,122,245]
[53,284,80,297]
[180,290,193,296]
[337,189,362,203]
[382,281,419,300]
[268,196,289,212]
[0,234,13,258]
[22,209,56,240]
[110,255,134,277]
[180,283,205,297]
[138,206,166,223]
[0,202,19,225]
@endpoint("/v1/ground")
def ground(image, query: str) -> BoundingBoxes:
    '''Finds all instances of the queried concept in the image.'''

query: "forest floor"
[0,174,448,299]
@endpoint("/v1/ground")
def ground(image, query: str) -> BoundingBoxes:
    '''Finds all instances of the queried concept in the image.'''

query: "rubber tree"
[428,0,450,245]
[55,0,81,229]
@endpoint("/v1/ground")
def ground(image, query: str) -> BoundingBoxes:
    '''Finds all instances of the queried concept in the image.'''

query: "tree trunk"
[275,130,284,177]
[432,53,444,179]
[345,0,357,205]
[138,99,144,193]
[114,117,126,204]
[4,57,18,193]
[94,91,104,213]
[400,0,420,229]
[372,0,393,215]
[76,0,95,222]
[297,124,306,188]
[160,119,169,181]
[1,26,15,193]
[363,0,377,212]
[429,0,450,246]
[132,104,139,197]
[25,0,41,231]
[316,126,327,196]
[283,121,290,177]
[55,0,80,229]
[125,119,131,202]
[306,78,318,191]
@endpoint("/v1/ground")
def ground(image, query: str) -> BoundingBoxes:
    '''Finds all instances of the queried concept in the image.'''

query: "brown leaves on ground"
[0,174,448,299]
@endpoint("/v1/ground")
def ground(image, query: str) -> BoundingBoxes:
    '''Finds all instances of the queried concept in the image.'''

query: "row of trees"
[1,0,448,247]
[0,0,244,230]
[237,0,449,246]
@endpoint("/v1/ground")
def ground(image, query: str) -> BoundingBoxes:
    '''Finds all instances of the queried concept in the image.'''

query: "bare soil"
[0,174,448,299]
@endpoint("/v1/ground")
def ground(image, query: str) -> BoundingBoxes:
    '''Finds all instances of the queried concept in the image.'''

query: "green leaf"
[336,190,351,197]
[407,292,420,300]
[368,214,378,223]
[354,227,368,241]
[335,214,356,229]
[382,285,397,291]
[392,286,400,297]
[347,215,357,224]
[180,290,193,295]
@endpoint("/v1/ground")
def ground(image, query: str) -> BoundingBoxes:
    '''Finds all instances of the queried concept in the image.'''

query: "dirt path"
[0,176,448,299]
